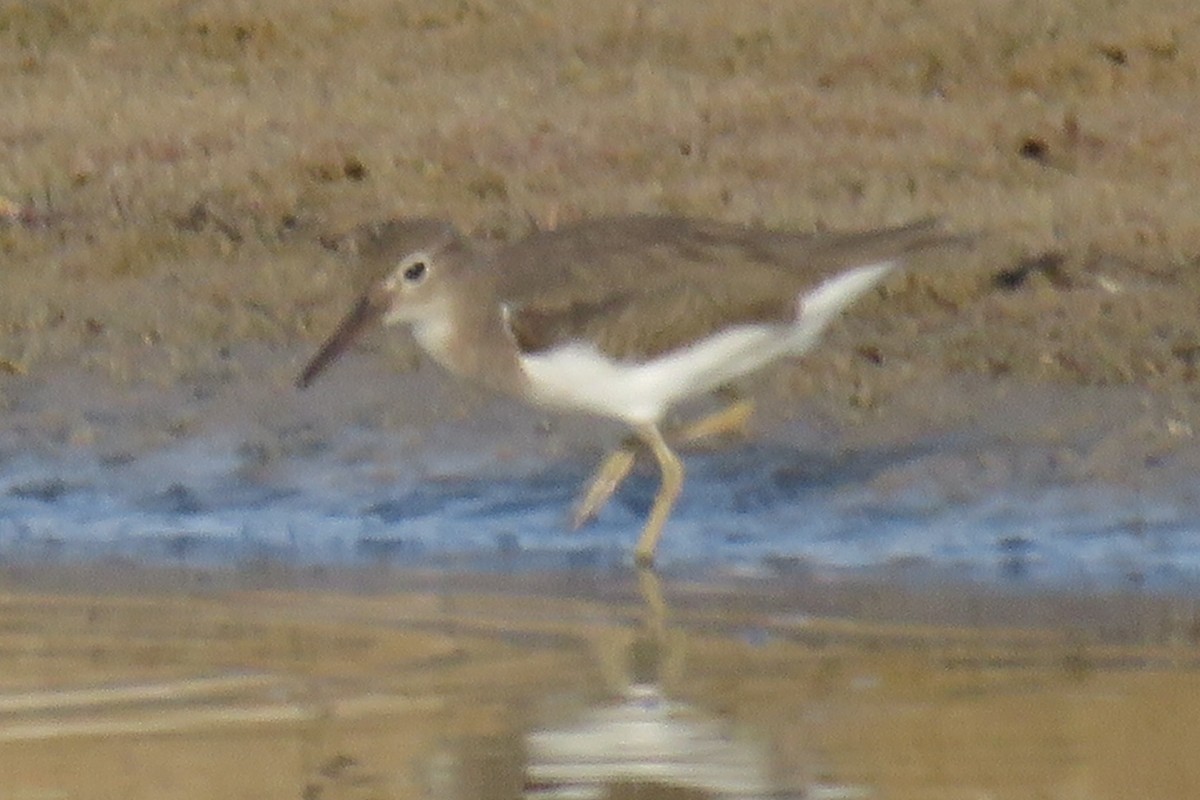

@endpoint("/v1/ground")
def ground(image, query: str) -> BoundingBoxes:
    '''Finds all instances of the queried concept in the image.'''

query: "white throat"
[411,315,455,366]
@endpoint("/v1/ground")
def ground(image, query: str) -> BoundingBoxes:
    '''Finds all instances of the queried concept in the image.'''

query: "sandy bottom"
[0,564,1197,800]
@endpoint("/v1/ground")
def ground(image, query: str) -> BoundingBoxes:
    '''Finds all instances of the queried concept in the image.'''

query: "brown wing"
[496,215,950,361]
[505,286,796,361]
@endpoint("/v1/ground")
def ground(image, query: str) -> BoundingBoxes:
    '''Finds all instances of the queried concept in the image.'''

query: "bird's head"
[296,218,470,388]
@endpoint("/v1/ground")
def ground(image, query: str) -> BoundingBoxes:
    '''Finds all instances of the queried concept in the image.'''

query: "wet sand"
[1,565,1199,799]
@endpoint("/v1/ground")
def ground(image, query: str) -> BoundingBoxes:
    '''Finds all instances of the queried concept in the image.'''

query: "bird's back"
[494,215,949,361]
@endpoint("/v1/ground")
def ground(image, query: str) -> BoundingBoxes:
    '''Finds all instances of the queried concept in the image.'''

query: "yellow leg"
[571,399,754,530]
[674,398,755,444]
[571,439,638,529]
[634,423,684,566]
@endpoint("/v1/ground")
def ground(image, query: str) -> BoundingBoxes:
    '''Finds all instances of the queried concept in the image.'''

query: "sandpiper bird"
[297,215,955,565]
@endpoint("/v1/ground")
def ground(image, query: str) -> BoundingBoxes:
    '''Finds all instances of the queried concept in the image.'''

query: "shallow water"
[3,362,1200,797]
[4,350,1198,587]
[0,565,1197,800]
[2,419,1199,589]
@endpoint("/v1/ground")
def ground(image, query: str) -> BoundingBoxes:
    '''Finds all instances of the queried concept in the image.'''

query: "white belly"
[518,259,897,424]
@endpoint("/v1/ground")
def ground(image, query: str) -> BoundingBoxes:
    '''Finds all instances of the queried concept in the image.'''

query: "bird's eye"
[403,260,427,283]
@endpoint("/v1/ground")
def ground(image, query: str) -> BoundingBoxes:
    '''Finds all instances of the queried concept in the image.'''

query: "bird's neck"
[411,282,525,397]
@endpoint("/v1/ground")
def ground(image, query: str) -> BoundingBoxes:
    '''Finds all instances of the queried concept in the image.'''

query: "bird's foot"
[633,546,657,568]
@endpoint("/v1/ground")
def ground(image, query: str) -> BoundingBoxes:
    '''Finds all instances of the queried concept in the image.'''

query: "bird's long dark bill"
[296,295,381,389]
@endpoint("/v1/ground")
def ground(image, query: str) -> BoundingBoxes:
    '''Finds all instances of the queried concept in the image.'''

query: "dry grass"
[1,0,1199,404]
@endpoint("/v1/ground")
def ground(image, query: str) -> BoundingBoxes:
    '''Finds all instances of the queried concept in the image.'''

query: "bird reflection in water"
[523,568,782,800]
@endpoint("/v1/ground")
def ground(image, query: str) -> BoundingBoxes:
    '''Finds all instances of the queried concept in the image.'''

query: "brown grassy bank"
[0,0,1198,435]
